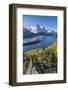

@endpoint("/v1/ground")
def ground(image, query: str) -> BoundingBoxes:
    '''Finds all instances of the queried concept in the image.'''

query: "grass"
[23,42,57,74]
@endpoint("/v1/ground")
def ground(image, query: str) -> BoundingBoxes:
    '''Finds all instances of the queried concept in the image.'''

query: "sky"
[23,15,57,32]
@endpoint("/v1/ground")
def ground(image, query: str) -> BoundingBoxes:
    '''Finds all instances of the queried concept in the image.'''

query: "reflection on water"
[23,37,38,43]
[23,36,57,52]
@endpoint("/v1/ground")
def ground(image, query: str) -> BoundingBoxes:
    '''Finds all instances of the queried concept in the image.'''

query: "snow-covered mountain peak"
[29,24,47,33]
[24,24,57,35]
[47,29,52,33]
[30,25,38,33]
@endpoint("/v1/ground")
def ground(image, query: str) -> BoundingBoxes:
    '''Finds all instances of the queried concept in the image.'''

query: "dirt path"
[26,59,38,74]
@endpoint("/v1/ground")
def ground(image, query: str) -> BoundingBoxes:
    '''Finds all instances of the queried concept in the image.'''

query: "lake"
[23,36,57,52]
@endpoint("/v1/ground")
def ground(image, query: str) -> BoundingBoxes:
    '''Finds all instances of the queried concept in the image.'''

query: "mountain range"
[23,24,57,39]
